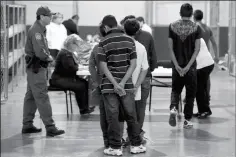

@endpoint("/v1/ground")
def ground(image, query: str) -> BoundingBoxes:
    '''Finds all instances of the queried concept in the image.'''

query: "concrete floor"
[1,68,235,157]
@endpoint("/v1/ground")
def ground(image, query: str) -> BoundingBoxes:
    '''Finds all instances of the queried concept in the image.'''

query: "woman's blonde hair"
[62,34,83,52]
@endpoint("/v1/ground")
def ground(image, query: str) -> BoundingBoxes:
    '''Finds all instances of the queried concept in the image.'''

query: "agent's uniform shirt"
[25,20,51,61]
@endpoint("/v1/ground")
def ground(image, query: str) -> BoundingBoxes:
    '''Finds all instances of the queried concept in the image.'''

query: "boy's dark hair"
[136,16,145,23]
[99,23,106,37]
[180,3,193,18]
[72,14,79,20]
[193,10,203,21]
[101,15,117,28]
[120,19,125,25]
[122,15,136,25]
[36,15,41,20]
[124,19,140,36]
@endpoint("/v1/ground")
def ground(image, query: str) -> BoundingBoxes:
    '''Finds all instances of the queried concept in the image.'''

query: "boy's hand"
[114,84,126,96]
[119,82,125,89]
[182,66,190,76]
[175,65,184,77]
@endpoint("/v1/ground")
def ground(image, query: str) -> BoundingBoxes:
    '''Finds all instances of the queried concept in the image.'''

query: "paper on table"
[152,67,172,76]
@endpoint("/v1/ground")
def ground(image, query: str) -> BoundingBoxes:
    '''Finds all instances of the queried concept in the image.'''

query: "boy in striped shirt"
[98,15,146,156]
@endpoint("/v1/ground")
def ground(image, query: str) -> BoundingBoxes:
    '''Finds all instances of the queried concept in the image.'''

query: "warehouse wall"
[78,1,146,26]
[14,1,74,25]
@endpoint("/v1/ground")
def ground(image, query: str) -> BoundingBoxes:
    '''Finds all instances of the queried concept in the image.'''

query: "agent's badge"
[35,33,42,40]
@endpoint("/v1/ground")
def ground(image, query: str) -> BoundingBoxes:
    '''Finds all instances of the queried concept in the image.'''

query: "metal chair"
[149,60,183,119]
[48,79,73,117]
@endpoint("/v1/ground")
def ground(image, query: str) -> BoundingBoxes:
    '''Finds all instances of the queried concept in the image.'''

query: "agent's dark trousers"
[196,64,214,114]
[23,68,55,129]
[102,92,141,149]
[51,76,89,113]
[170,67,197,120]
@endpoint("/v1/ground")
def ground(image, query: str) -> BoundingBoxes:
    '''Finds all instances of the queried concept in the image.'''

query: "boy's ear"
[104,25,109,33]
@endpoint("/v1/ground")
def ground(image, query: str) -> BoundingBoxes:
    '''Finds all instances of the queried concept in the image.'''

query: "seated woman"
[50,34,95,115]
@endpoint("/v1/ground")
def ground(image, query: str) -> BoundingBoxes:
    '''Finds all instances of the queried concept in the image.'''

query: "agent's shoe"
[22,125,42,134]
[80,106,95,115]
[183,119,193,129]
[46,127,65,137]
[169,107,177,127]
[130,144,146,154]
[104,147,122,156]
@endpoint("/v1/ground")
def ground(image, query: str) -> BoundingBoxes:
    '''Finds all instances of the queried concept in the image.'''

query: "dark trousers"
[51,76,89,113]
[170,67,197,120]
[136,77,151,134]
[99,94,109,148]
[23,68,55,129]
[49,49,59,60]
[207,77,211,104]
[196,64,214,114]
[102,92,141,149]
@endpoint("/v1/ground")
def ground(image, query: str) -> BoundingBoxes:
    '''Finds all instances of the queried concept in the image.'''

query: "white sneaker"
[169,107,177,127]
[130,144,146,154]
[104,147,123,156]
[183,119,193,129]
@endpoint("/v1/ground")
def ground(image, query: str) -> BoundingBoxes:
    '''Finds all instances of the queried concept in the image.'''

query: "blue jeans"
[138,77,151,133]
[102,92,141,149]
[95,87,124,148]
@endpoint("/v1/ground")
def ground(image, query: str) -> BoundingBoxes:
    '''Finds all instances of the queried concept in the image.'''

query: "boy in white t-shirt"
[195,38,214,118]
[122,19,149,145]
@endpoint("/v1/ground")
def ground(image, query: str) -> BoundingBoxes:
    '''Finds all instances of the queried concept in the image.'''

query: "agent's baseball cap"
[36,6,55,16]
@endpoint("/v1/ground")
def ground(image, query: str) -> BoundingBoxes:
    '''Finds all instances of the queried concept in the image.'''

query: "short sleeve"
[196,25,202,39]
[97,42,107,62]
[129,41,137,60]
[141,47,149,70]
[168,24,174,39]
[209,28,213,37]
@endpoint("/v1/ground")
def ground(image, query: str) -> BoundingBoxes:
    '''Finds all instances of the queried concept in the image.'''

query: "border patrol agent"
[22,6,65,137]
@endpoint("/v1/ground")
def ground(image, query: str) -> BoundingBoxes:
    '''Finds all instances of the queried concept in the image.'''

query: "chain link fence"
[228,1,236,77]
[209,1,220,59]
[1,1,8,102]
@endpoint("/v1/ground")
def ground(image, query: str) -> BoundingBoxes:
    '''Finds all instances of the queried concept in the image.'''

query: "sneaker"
[104,147,122,156]
[183,120,193,129]
[22,125,42,134]
[193,112,201,118]
[169,107,177,127]
[130,145,146,154]
[198,112,212,119]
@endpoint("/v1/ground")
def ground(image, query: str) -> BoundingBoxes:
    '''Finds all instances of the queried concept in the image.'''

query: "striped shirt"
[97,29,137,94]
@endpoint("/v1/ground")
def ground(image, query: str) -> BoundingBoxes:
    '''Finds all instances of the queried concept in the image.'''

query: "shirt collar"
[36,20,46,33]
[106,28,124,35]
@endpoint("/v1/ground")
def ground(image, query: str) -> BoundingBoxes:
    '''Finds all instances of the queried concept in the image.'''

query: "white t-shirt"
[142,23,152,35]
[132,40,149,100]
[46,22,67,50]
[196,38,214,69]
